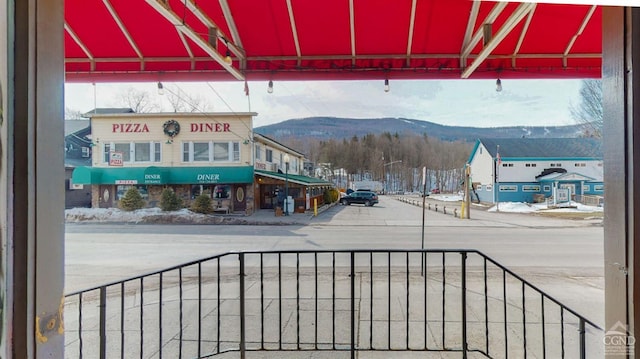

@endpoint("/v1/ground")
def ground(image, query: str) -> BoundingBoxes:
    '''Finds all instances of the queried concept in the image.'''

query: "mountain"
[254,117,585,142]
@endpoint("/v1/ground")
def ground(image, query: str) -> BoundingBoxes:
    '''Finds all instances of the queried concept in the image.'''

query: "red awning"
[64,0,602,83]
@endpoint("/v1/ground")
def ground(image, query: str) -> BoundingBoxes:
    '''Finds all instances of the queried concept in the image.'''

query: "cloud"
[65,78,583,128]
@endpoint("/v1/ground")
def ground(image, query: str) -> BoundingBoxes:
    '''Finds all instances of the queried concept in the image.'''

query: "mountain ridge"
[254,117,584,142]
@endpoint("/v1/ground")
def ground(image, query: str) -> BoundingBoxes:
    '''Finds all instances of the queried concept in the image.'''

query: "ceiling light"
[268,80,274,94]
[224,49,233,65]
[496,79,502,92]
[157,82,164,95]
[384,79,390,93]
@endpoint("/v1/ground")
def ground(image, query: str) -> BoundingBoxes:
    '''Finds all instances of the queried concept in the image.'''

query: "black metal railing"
[64,249,603,359]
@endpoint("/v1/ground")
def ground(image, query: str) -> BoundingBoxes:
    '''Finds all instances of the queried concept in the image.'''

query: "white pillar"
[1,0,65,357]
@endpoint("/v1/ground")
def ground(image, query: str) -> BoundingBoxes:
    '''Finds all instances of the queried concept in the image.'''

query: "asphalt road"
[65,195,604,324]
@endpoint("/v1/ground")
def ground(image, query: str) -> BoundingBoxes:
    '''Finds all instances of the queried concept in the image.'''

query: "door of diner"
[98,185,113,208]
[233,185,247,212]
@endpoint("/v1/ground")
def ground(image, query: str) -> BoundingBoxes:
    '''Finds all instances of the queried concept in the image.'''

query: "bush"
[119,187,145,211]
[160,187,182,211]
[324,188,340,204]
[191,194,213,214]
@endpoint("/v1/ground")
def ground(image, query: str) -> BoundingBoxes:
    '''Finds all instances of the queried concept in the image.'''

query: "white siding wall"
[497,160,603,182]
[469,144,495,185]
[253,138,303,175]
[91,114,253,167]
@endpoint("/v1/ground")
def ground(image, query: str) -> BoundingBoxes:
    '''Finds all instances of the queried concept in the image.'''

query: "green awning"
[255,169,333,186]
[72,166,254,185]
[170,166,254,184]
[71,166,103,184]
[143,166,170,184]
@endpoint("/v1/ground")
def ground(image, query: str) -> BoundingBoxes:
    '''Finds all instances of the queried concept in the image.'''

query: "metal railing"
[64,249,603,358]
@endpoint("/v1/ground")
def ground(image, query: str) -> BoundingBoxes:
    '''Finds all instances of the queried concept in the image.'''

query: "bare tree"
[166,90,212,112]
[65,107,84,120]
[116,87,160,113]
[570,79,602,138]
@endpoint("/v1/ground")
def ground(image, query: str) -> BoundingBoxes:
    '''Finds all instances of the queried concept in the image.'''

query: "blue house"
[467,138,603,204]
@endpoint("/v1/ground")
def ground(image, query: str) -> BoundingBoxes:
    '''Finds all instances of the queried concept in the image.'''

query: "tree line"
[277,132,472,193]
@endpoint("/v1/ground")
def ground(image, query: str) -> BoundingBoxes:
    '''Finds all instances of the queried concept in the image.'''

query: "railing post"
[579,318,586,359]
[99,287,106,359]
[461,252,468,359]
[239,253,246,359]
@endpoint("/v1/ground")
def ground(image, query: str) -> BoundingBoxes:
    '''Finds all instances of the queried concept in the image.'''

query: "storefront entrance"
[233,185,247,212]
[99,185,113,208]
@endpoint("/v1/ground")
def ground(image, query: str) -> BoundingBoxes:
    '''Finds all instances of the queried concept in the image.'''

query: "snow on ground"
[426,194,603,213]
[65,196,604,223]
[487,201,603,213]
[65,207,209,223]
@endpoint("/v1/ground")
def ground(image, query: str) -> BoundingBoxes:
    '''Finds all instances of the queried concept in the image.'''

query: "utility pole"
[421,166,427,275]
[464,164,471,219]
[496,145,500,212]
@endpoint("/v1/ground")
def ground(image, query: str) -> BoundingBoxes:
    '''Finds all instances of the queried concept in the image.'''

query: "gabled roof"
[65,157,92,168]
[255,170,332,186]
[64,119,90,136]
[478,138,602,159]
[83,108,135,117]
[537,172,596,182]
[254,133,306,158]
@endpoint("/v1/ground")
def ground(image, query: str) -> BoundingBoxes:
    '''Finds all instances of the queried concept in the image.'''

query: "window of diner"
[191,184,231,199]
[194,142,210,162]
[233,142,240,162]
[134,142,161,162]
[182,141,239,163]
[103,142,161,163]
[213,184,230,199]
[266,149,273,162]
[104,143,126,163]
[116,185,148,200]
[255,145,262,160]
[213,142,230,161]
[191,185,209,199]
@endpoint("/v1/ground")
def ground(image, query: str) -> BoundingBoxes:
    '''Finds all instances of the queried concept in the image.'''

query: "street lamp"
[383,159,402,194]
[284,153,290,216]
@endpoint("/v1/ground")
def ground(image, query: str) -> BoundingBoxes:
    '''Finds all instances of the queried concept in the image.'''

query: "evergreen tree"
[191,194,213,214]
[160,187,182,211]
[119,187,145,211]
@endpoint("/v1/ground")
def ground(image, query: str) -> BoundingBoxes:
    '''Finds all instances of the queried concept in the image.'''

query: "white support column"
[1,0,65,357]
[603,6,638,353]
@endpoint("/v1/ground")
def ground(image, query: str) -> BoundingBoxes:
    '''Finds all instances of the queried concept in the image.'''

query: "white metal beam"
[146,0,245,80]
[176,30,196,70]
[461,1,480,68]
[512,3,536,68]
[218,0,246,69]
[63,52,601,65]
[64,23,95,71]
[406,0,417,67]
[460,1,507,68]
[286,0,302,67]
[182,0,244,60]
[563,5,596,67]
[350,0,356,66]
[103,0,144,70]
[462,2,535,78]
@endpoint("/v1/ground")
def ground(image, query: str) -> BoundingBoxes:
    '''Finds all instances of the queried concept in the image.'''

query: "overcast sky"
[64,79,584,129]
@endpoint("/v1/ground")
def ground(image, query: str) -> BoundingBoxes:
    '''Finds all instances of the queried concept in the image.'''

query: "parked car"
[430,188,440,194]
[340,191,379,206]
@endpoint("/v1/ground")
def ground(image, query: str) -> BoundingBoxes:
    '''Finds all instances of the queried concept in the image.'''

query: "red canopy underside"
[64,0,603,83]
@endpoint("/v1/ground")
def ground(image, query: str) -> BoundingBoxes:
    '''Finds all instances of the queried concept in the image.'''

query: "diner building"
[72,112,256,214]
[252,134,333,213]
